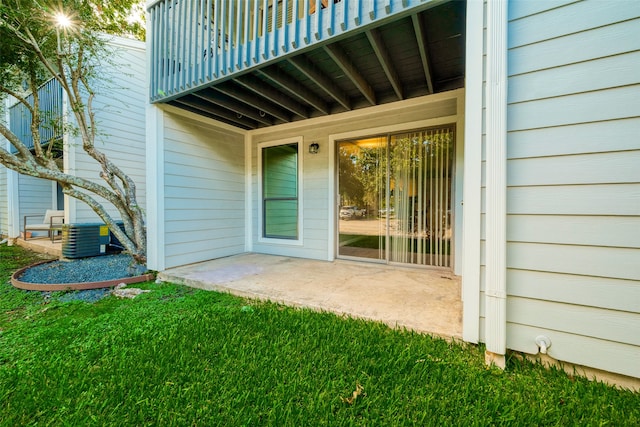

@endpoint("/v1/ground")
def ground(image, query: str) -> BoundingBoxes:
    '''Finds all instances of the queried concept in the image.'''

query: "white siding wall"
[0,166,7,236]
[496,0,640,378]
[70,38,147,223]
[17,174,54,236]
[250,94,459,260]
[163,112,246,269]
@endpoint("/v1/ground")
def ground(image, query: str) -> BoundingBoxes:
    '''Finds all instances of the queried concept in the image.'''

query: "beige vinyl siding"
[163,113,245,269]
[501,0,640,378]
[71,40,147,223]
[250,94,458,260]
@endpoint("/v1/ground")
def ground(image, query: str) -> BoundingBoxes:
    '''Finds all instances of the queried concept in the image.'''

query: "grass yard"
[0,245,638,426]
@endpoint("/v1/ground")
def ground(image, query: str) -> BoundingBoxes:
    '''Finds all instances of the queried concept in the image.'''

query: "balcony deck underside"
[161,1,465,130]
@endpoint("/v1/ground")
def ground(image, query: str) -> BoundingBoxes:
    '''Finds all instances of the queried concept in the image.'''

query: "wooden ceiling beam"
[194,89,274,126]
[411,14,434,94]
[235,74,309,119]
[323,43,376,106]
[172,97,257,129]
[288,56,351,111]
[256,67,330,115]
[366,28,403,100]
[214,82,292,123]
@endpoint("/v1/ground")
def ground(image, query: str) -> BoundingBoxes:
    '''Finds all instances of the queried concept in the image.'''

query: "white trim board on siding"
[507,323,640,379]
[506,242,639,281]
[505,184,640,216]
[506,215,640,249]
[507,296,640,346]
[508,118,640,159]
[506,269,640,314]
[508,0,578,21]
[508,18,640,76]
[507,85,640,132]
[508,51,640,104]
[508,0,640,49]
[506,151,640,186]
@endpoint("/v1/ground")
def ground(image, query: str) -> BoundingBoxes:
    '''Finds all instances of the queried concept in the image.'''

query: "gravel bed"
[18,254,139,284]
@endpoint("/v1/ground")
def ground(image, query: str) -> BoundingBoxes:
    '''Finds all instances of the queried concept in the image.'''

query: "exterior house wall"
[145,0,640,381]
[479,0,640,378]
[162,110,246,269]
[250,92,462,261]
[17,174,55,236]
[1,102,13,237]
[0,166,7,236]
[68,37,147,224]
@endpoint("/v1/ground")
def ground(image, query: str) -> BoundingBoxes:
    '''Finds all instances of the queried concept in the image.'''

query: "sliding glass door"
[337,126,454,267]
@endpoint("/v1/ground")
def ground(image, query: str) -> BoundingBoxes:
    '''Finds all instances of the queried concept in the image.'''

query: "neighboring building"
[0,36,146,239]
[158,0,636,382]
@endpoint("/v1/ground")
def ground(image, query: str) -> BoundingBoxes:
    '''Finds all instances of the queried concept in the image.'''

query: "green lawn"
[1,245,638,426]
[340,233,451,254]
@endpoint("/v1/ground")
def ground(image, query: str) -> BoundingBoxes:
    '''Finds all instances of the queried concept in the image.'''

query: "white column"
[244,132,252,253]
[146,104,165,271]
[461,0,484,344]
[484,0,508,368]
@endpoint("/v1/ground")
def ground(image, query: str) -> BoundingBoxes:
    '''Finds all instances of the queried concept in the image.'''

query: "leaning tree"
[0,0,147,264]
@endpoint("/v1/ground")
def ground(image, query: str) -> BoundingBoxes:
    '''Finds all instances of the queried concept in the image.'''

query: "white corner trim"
[146,104,165,271]
[484,0,508,356]
[461,0,484,344]
[327,132,336,261]
[245,132,253,252]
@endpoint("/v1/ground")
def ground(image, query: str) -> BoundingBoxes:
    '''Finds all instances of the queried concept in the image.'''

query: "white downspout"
[484,0,508,368]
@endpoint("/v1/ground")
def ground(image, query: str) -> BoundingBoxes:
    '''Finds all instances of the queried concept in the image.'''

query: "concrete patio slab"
[158,253,462,339]
[13,237,62,258]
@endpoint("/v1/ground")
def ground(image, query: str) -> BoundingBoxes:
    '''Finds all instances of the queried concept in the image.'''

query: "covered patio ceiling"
[168,0,466,130]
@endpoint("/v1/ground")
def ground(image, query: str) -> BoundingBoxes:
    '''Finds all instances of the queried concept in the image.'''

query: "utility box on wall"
[62,223,111,258]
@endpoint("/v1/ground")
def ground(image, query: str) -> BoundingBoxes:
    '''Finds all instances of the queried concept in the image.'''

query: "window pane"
[262,142,298,239]
[263,144,298,198]
[264,199,298,238]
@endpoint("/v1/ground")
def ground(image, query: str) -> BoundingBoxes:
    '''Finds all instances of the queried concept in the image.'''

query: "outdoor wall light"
[309,142,320,154]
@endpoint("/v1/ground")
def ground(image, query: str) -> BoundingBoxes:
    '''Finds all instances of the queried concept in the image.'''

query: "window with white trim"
[260,141,300,240]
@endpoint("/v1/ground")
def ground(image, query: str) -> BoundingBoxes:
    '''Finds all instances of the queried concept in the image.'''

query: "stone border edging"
[11,260,156,291]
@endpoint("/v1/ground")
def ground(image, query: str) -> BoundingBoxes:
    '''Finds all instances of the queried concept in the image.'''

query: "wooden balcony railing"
[9,78,63,153]
[148,0,432,103]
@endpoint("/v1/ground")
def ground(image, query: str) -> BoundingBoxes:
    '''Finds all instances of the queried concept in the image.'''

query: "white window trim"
[257,136,304,246]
